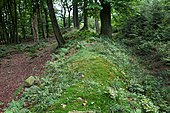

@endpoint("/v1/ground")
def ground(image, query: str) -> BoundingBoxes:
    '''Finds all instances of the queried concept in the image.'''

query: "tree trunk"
[66,2,72,28]
[7,0,15,43]
[63,7,66,27]
[31,11,39,43]
[18,3,26,40]
[94,0,99,33]
[100,1,112,37]
[4,7,9,44]
[81,0,88,30]
[0,12,5,45]
[44,6,49,38]
[46,0,65,47]
[14,0,18,43]
[38,3,46,39]
[31,0,39,43]
[73,0,79,29]
[95,19,100,33]
[0,10,7,44]
[68,10,71,28]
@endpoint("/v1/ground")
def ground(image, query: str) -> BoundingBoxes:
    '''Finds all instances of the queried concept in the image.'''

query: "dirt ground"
[0,41,56,112]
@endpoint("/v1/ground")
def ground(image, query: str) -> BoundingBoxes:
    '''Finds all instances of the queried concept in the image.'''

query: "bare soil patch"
[0,41,56,112]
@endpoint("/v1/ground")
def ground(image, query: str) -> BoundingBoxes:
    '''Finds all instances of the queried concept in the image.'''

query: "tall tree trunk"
[7,0,14,43]
[4,6,9,44]
[81,0,88,30]
[14,0,18,43]
[63,7,66,27]
[73,0,79,29]
[95,0,99,33]
[30,14,33,36]
[44,6,49,38]
[100,1,112,37]
[32,11,39,43]
[0,10,7,44]
[32,1,39,43]
[95,18,100,33]
[66,2,72,28]
[38,3,46,39]
[0,11,5,44]
[68,10,71,28]
[18,3,26,40]
[46,0,65,47]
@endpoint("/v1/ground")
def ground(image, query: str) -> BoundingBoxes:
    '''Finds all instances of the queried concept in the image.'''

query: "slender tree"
[18,1,26,40]
[94,0,100,33]
[81,0,88,30]
[31,0,39,43]
[66,0,72,28]
[38,1,46,39]
[44,6,49,38]
[60,0,67,27]
[73,0,79,29]
[46,0,65,47]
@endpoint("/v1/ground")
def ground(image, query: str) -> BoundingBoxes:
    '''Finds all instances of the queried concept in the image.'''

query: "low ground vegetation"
[4,31,170,113]
[117,0,170,82]
[0,40,48,58]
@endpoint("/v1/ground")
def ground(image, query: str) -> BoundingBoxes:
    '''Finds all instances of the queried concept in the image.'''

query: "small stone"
[61,104,67,109]
[82,100,87,106]
[77,97,83,101]
[81,74,85,78]
[90,102,94,105]
[25,76,36,86]
[82,103,86,106]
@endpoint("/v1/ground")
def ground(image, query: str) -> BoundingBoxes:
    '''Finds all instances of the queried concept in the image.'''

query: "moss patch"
[67,50,117,83]
[48,50,123,112]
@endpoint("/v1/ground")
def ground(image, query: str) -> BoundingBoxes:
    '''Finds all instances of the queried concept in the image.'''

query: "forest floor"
[0,39,57,112]
[2,31,169,113]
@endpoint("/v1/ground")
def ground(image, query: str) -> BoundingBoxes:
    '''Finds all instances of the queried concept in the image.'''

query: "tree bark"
[38,3,46,39]
[63,7,66,27]
[18,3,26,40]
[31,11,39,43]
[94,0,99,33]
[0,10,7,44]
[14,0,19,43]
[46,0,65,47]
[100,1,112,37]
[95,19,100,33]
[4,6,9,44]
[68,10,71,28]
[7,0,14,43]
[0,11,6,44]
[73,0,79,29]
[66,2,72,28]
[44,6,49,38]
[81,0,88,30]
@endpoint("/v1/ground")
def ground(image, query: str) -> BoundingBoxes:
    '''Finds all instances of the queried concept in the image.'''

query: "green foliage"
[4,100,30,113]
[119,0,170,42]
[4,31,169,112]
[117,0,170,79]
[86,2,102,18]
[0,41,47,58]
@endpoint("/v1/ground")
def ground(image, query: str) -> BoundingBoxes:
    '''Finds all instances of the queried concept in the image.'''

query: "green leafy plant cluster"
[4,31,169,113]
[120,0,170,42]
[118,0,169,52]
[0,41,47,58]
[117,0,170,78]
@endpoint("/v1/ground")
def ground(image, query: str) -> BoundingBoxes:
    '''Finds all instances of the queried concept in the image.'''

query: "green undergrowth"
[0,40,48,58]
[4,31,170,113]
[117,0,170,80]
